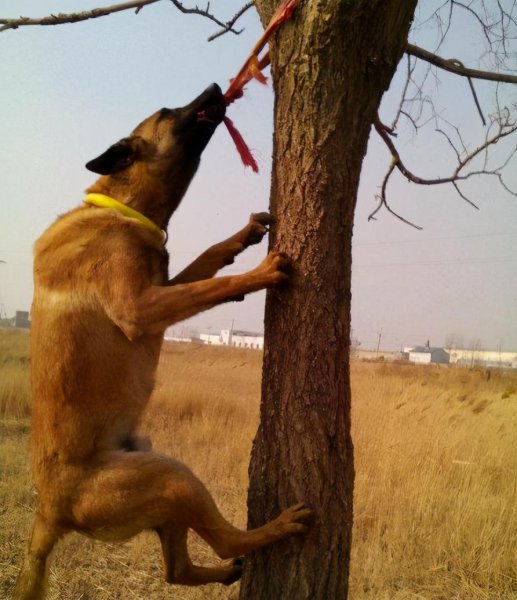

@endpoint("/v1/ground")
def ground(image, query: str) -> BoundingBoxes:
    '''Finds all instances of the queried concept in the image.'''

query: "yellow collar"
[84,193,165,243]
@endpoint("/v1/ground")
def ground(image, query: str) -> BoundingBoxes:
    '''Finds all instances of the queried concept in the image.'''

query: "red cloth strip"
[221,0,301,171]
[223,117,259,173]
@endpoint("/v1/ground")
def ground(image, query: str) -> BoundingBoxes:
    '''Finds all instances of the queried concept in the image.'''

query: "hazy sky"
[1,1,517,350]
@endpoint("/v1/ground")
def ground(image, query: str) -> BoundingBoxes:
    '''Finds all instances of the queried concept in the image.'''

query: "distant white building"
[164,335,193,343]
[222,329,264,350]
[164,327,196,343]
[198,329,264,349]
[447,348,517,368]
[199,332,225,345]
[404,345,517,368]
[406,346,450,365]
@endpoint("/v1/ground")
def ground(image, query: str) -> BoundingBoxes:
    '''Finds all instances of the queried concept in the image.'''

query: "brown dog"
[13,84,311,600]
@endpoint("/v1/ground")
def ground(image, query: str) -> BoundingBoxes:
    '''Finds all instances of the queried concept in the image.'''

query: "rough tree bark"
[240,2,418,598]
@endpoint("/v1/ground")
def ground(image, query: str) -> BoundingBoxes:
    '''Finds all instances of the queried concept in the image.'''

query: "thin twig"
[448,58,487,125]
[435,127,462,163]
[452,181,479,209]
[368,160,424,230]
[391,54,415,132]
[0,0,160,32]
[452,1,494,48]
[168,0,248,37]
[400,110,419,133]
[208,2,254,41]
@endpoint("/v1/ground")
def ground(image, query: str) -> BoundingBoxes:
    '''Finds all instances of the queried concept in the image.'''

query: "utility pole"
[229,318,234,347]
[376,328,382,357]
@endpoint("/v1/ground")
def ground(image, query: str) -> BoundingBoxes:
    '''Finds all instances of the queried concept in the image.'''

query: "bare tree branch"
[466,72,487,126]
[0,0,160,32]
[368,159,424,230]
[399,110,419,132]
[375,113,517,188]
[435,126,462,164]
[0,0,254,40]
[208,2,254,42]
[370,112,517,224]
[451,180,479,208]
[391,54,416,131]
[417,1,517,65]
[168,0,251,38]
[437,55,487,126]
[406,43,517,84]
[452,1,494,47]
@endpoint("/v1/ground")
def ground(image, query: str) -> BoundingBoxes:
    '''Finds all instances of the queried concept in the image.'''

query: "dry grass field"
[1,329,516,599]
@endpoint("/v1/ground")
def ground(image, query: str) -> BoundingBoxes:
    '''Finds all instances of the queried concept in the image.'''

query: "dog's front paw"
[243,212,274,247]
[272,502,314,537]
[253,251,290,287]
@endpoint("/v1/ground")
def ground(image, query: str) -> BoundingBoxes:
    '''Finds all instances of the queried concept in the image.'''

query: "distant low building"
[447,348,517,368]
[406,346,450,365]
[199,332,224,345]
[196,328,264,350]
[354,349,401,362]
[15,311,30,329]
[0,310,31,329]
[222,329,264,350]
[164,335,193,343]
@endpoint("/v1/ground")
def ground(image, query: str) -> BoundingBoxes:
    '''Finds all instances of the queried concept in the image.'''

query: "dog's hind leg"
[192,501,312,560]
[158,525,242,586]
[13,515,60,600]
[71,451,311,585]
[169,213,273,285]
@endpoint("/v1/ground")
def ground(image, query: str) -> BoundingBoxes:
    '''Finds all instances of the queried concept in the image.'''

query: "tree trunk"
[240,2,417,598]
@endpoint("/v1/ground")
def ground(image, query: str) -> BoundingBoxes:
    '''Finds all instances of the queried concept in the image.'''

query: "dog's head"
[85,84,226,224]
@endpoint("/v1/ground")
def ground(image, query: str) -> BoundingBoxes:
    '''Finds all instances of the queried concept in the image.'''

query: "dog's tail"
[13,515,58,600]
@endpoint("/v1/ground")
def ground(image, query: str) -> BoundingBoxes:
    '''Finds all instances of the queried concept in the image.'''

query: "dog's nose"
[205,83,222,96]
[198,83,223,104]
[185,84,223,112]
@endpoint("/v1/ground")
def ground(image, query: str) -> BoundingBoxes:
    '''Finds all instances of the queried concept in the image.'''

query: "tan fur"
[13,85,311,600]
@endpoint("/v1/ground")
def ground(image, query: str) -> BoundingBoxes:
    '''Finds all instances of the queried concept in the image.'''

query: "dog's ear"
[85,137,139,175]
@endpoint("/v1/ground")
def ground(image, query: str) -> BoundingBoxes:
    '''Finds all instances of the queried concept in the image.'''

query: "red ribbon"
[221,0,301,172]
[223,116,259,173]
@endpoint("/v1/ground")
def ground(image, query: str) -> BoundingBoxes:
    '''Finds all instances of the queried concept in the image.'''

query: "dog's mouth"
[173,84,226,152]
[197,104,225,124]
[197,91,226,124]
[182,83,226,126]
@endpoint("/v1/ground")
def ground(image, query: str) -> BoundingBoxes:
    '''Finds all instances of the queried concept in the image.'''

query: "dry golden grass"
[1,332,516,599]
[0,329,31,419]
[350,362,517,599]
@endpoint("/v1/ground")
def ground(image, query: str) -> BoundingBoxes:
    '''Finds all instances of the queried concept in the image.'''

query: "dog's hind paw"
[221,557,244,585]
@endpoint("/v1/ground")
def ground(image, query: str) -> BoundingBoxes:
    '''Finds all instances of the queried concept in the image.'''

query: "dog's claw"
[273,502,314,537]
[222,561,243,586]
[251,212,274,226]
[244,212,274,247]
[252,251,290,287]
